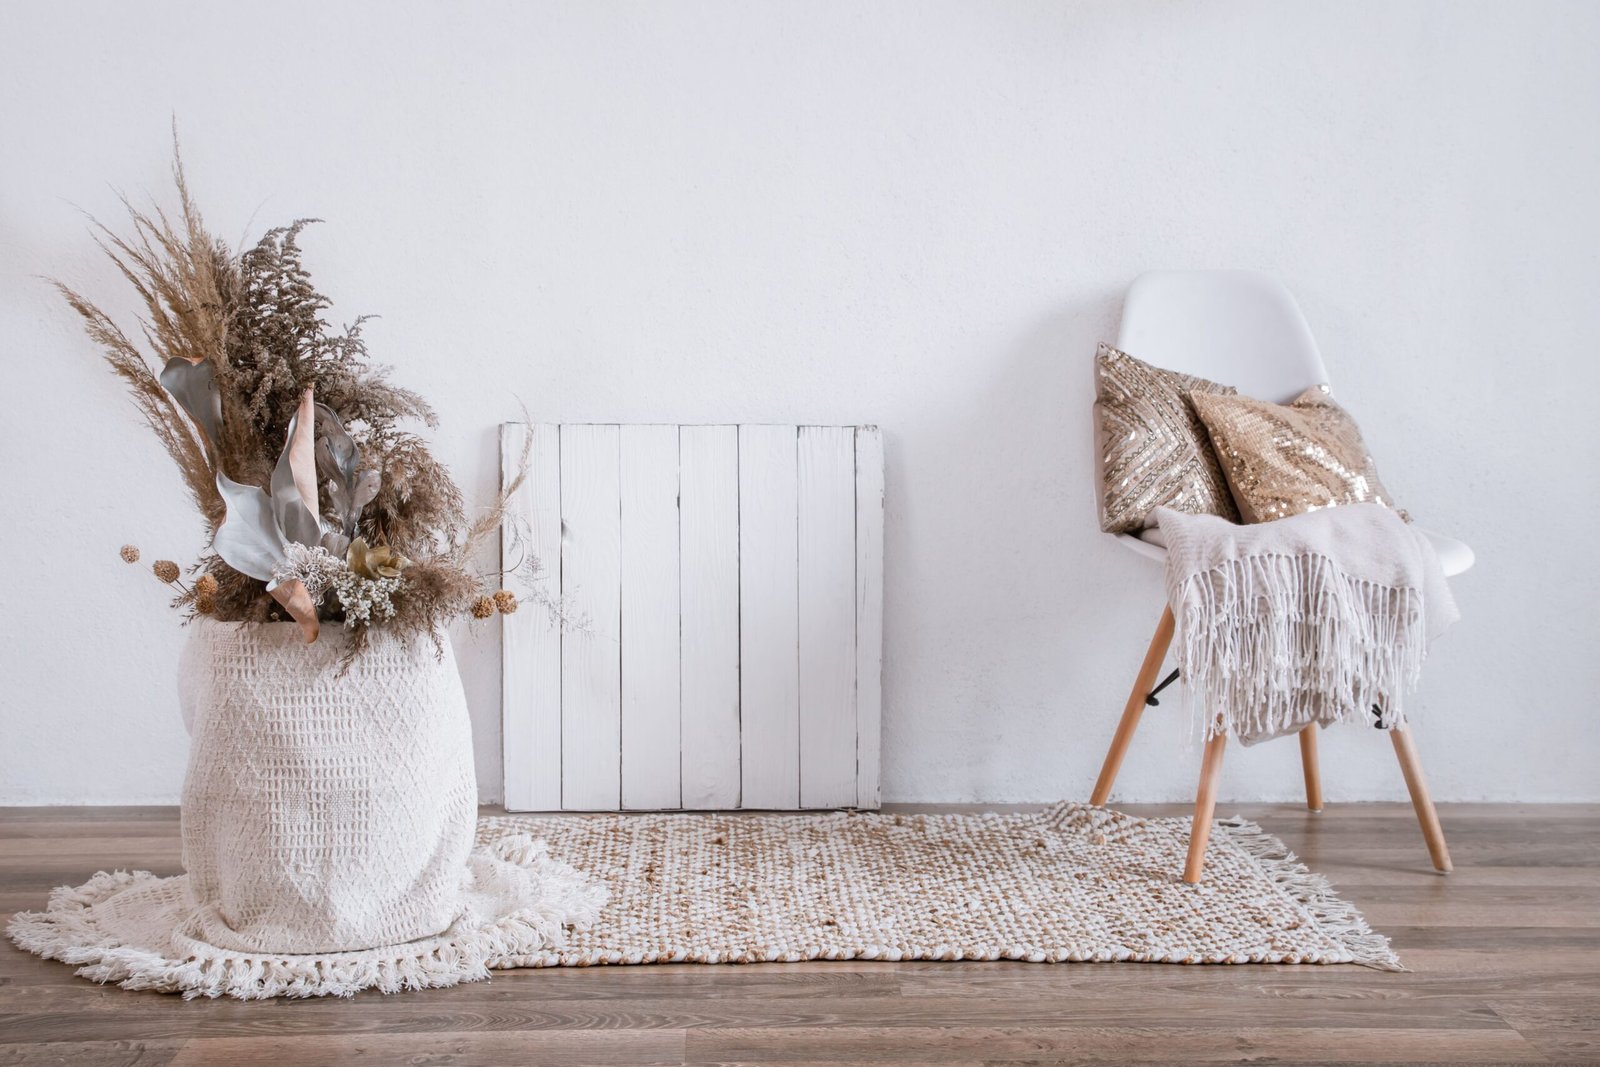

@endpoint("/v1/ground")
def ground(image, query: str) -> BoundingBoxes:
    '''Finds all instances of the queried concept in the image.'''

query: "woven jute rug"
[479,802,1400,971]
[9,803,1399,999]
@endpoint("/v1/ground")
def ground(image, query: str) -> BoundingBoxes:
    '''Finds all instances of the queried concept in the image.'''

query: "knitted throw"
[1153,504,1458,746]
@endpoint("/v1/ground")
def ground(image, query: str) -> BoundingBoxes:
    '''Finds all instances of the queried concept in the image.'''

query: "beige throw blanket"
[1152,504,1458,746]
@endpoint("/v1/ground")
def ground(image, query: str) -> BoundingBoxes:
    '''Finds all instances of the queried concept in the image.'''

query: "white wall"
[3,0,1597,805]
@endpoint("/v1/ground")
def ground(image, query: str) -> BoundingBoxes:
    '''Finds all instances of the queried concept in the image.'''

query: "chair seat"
[1118,521,1475,578]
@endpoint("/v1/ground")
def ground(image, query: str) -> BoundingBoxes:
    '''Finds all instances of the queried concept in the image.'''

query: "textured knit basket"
[177,620,477,955]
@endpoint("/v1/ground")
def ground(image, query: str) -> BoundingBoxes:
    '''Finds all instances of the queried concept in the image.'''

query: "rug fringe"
[5,834,607,1000]
[1214,815,1404,972]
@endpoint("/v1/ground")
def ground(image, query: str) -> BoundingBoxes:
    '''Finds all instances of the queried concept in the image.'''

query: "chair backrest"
[1115,270,1329,402]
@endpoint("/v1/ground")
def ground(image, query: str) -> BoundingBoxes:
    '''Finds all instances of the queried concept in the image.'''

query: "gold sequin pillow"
[1093,344,1241,533]
[1189,385,1404,524]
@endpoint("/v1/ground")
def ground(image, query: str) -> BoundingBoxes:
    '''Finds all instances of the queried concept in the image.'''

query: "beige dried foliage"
[76,140,556,649]
[54,253,226,529]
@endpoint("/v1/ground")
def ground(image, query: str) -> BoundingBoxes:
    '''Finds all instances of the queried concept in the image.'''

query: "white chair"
[1089,270,1473,883]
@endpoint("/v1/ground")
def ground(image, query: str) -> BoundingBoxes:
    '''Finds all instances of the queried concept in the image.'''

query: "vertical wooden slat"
[738,424,800,809]
[679,425,742,809]
[798,426,858,808]
[620,425,681,810]
[559,424,622,811]
[854,426,885,809]
[501,423,562,812]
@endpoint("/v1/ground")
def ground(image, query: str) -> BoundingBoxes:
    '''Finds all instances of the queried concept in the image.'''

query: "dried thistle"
[152,560,181,583]
[493,590,518,614]
[470,595,496,620]
[194,573,219,596]
[120,544,141,564]
[194,593,217,615]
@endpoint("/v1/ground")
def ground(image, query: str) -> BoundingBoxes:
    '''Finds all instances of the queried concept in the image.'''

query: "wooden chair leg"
[1299,725,1323,813]
[1183,731,1228,884]
[1090,606,1176,807]
[1390,726,1452,873]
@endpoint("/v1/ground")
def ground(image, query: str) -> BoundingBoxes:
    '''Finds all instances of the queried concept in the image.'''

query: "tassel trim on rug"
[1212,814,1403,972]
[4,835,607,1000]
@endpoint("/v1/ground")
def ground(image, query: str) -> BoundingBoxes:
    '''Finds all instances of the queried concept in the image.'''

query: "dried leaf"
[213,474,287,582]
[270,388,322,548]
[158,356,222,453]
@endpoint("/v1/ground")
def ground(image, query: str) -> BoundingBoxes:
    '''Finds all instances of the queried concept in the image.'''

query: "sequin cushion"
[1189,385,1405,524]
[1093,344,1241,533]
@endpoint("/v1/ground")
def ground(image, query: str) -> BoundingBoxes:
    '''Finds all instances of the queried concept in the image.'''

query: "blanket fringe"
[1173,552,1428,745]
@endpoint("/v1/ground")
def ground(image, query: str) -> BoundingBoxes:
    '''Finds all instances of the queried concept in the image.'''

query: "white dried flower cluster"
[270,543,345,603]
[331,569,403,626]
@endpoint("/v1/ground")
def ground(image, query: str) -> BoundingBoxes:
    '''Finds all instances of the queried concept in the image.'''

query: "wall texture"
[3,0,1597,804]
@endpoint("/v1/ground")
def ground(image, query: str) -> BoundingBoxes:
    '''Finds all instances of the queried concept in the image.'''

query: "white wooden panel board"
[503,422,881,812]
[501,423,563,811]
[620,425,681,810]
[738,424,800,809]
[798,426,858,808]
[678,425,742,809]
[559,424,622,811]
[853,427,885,808]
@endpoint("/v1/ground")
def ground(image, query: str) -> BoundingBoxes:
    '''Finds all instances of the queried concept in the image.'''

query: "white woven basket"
[177,620,477,954]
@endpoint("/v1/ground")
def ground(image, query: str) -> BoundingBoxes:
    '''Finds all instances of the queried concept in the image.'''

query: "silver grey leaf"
[159,357,222,451]
[213,474,287,581]
[313,402,377,538]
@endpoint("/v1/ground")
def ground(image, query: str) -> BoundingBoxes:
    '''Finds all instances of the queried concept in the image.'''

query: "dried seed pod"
[194,574,219,596]
[119,545,141,564]
[152,560,181,583]
[493,590,518,614]
[470,595,496,620]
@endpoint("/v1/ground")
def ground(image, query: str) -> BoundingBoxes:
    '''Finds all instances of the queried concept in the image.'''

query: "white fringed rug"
[7,835,608,999]
[480,803,1399,971]
[9,803,1398,1000]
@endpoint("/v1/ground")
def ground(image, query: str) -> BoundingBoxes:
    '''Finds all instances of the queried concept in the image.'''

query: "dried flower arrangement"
[73,150,542,649]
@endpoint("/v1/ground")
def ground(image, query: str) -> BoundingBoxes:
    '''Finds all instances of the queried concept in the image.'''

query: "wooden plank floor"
[1,803,1596,1066]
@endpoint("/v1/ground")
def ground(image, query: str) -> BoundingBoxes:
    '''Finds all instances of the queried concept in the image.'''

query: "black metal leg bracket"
[1145,668,1181,706]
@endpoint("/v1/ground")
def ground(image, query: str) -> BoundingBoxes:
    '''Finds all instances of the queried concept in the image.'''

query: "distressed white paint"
[5,3,1598,805]
[798,426,858,808]
[678,425,742,810]
[500,422,563,812]
[558,424,621,811]
[738,425,801,809]
[619,425,681,810]
[853,427,886,809]
[505,424,878,811]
